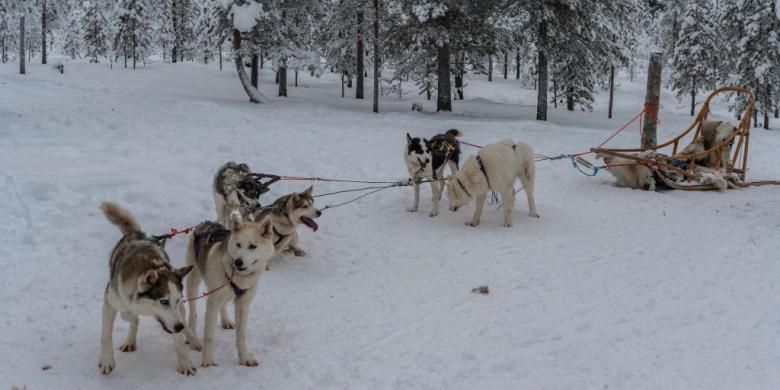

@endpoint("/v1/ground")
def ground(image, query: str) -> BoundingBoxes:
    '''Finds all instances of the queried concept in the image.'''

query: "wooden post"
[19,15,25,74]
[608,65,615,119]
[642,52,662,148]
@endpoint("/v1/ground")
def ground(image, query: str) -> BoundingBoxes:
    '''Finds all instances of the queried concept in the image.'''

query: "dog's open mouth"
[236,265,248,272]
[300,216,318,232]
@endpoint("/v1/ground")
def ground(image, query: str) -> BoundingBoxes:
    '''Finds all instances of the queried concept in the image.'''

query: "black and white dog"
[404,129,463,217]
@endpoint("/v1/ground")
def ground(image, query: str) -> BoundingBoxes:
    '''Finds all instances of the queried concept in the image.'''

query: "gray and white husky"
[98,202,200,376]
[213,162,265,226]
[404,129,463,217]
[184,213,276,368]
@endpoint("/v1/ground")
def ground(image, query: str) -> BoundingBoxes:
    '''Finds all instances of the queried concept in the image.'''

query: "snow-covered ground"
[1,61,779,390]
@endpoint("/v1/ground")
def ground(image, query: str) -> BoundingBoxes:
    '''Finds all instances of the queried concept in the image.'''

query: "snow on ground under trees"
[1,62,779,390]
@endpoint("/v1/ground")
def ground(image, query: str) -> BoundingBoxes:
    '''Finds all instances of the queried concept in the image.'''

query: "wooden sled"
[592,86,778,190]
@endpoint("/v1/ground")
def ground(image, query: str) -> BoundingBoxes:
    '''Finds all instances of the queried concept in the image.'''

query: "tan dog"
[98,202,199,376]
[596,152,656,191]
[184,213,275,368]
[446,140,539,227]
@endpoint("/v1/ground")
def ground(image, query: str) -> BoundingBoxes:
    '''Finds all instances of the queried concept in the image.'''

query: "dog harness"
[476,154,491,189]
[225,272,247,296]
[456,177,472,197]
[273,226,288,246]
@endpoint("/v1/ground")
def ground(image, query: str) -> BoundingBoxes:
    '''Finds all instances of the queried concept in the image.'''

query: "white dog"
[446,140,539,227]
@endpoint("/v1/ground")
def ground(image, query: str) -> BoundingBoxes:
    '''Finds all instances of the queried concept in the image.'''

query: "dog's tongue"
[301,217,318,232]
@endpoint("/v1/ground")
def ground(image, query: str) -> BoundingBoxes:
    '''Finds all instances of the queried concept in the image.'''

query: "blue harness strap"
[571,156,600,177]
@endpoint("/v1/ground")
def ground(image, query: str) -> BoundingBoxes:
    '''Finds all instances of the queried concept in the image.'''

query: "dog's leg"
[500,189,515,227]
[179,304,202,351]
[466,194,487,227]
[407,180,420,212]
[220,304,236,330]
[186,268,201,335]
[234,289,259,367]
[172,332,197,376]
[429,180,440,217]
[447,160,459,175]
[519,165,540,218]
[201,297,220,367]
[99,300,118,375]
[288,233,306,257]
[119,313,138,352]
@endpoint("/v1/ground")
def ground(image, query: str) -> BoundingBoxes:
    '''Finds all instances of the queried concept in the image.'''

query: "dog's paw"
[502,223,513,228]
[118,343,136,352]
[187,339,202,352]
[201,358,218,368]
[239,355,259,367]
[406,207,418,213]
[528,212,540,218]
[98,355,115,375]
[465,221,480,227]
[177,360,197,376]
[292,248,306,257]
[220,319,235,330]
[429,211,439,218]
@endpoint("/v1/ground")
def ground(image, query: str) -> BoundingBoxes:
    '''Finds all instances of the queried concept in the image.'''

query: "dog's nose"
[234,258,244,267]
[174,323,184,333]
[425,158,430,163]
[316,210,322,217]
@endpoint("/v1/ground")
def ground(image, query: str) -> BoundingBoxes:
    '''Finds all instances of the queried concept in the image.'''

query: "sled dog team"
[98,130,540,375]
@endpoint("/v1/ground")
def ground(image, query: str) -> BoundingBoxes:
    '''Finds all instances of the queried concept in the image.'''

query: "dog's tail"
[100,202,141,236]
[445,129,463,138]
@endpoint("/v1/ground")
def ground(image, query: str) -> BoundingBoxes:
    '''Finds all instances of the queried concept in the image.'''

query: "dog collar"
[476,154,491,189]
[273,226,288,246]
[225,272,247,296]
[456,177,472,197]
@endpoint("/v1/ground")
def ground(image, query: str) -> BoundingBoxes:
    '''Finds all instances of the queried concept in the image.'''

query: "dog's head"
[133,265,193,334]
[227,212,275,275]
[446,173,472,212]
[405,133,432,174]
[284,186,321,231]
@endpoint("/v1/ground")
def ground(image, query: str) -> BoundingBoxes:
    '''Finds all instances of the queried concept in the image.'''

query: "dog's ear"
[286,193,299,209]
[256,216,274,239]
[302,185,314,197]
[230,210,244,231]
[406,133,413,145]
[174,265,194,279]
[137,269,158,293]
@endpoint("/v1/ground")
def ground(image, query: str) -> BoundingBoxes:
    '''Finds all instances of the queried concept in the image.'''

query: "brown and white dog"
[98,202,200,376]
[213,162,267,226]
[446,140,539,227]
[184,213,275,368]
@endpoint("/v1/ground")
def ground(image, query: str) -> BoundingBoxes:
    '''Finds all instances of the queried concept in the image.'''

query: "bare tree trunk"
[260,49,263,69]
[251,53,258,88]
[642,52,663,148]
[436,11,452,112]
[566,87,574,111]
[346,71,352,88]
[608,65,615,119]
[219,43,222,71]
[231,29,266,103]
[172,0,178,63]
[503,50,508,79]
[690,79,696,117]
[515,50,520,80]
[19,15,25,74]
[775,106,779,119]
[1,37,5,63]
[41,0,47,64]
[372,0,380,113]
[295,69,298,87]
[278,57,287,97]
[553,80,557,108]
[536,21,547,121]
[341,70,345,97]
[488,54,493,82]
[754,79,759,128]
[764,83,770,129]
[356,10,365,99]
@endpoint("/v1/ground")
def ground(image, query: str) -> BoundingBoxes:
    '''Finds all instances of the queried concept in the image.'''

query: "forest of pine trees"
[0,0,778,125]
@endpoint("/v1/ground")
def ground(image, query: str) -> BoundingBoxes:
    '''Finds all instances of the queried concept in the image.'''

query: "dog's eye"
[160,299,169,306]
[248,244,257,250]
[236,243,241,248]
